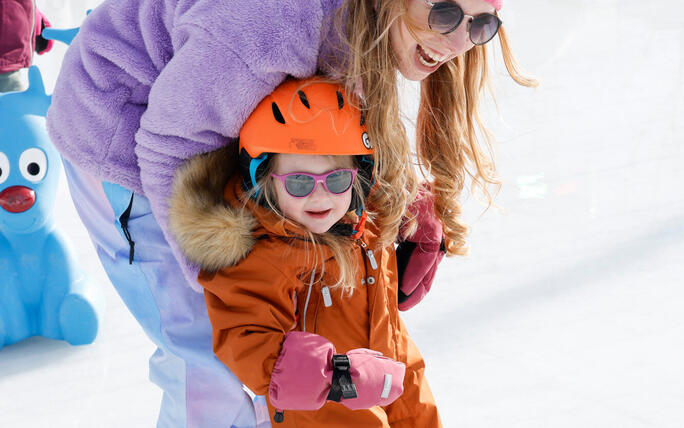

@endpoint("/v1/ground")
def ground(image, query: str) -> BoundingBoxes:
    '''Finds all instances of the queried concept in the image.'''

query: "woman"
[46,0,534,426]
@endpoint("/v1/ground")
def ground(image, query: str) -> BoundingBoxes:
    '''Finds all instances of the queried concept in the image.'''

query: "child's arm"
[201,259,405,411]
[396,183,446,311]
[201,263,297,396]
[270,331,405,411]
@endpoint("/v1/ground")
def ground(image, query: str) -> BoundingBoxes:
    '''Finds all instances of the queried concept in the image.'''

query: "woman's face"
[389,0,496,81]
[272,154,354,234]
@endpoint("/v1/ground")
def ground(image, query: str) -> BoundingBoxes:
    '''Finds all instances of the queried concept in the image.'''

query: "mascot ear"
[40,27,79,45]
[0,66,51,118]
[40,9,86,46]
[26,66,51,117]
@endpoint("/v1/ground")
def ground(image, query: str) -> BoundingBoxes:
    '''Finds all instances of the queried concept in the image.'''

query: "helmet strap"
[249,153,269,198]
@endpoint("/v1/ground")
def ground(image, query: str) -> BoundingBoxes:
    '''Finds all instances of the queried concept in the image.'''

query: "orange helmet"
[239,78,373,158]
[238,78,374,205]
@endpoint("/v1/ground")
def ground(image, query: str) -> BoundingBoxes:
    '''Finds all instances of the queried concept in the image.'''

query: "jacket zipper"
[118,192,136,264]
[29,0,36,62]
[274,241,377,423]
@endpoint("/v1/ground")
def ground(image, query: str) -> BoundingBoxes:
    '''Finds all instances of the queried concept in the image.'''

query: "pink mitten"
[34,9,54,55]
[268,331,405,413]
[397,183,446,311]
[342,348,405,410]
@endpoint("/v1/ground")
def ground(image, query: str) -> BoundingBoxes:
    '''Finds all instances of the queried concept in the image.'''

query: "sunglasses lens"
[428,2,464,34]
[470,14,501,45]
[284,174,315,197]
[325,170,354,194]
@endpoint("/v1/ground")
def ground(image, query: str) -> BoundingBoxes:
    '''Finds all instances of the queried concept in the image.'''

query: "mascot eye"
[0,152,9,184]
[19,148,47,182]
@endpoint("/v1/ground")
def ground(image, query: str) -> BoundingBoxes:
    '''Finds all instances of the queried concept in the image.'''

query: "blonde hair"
[245,154,372,294]
[329,0,537,256]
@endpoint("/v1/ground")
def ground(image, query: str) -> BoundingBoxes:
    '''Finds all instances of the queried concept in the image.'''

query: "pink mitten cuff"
[401,183,443,246]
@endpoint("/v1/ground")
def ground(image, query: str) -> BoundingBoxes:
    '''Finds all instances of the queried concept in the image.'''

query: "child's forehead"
[273,153,353,171]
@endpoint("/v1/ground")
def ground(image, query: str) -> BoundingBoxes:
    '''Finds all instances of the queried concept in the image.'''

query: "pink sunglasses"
[270,168,358,198]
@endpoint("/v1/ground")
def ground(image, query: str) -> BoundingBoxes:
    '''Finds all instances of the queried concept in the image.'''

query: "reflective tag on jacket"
[321,286,333,307]
[366,250,378,270]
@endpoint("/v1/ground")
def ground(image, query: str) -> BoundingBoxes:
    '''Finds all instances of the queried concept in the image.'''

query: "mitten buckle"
[327,354,358,402]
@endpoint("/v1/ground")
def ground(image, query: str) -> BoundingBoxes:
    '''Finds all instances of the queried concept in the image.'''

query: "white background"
[1,0,683,427]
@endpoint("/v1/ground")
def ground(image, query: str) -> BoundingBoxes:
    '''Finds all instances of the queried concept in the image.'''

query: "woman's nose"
[442,18,474,55]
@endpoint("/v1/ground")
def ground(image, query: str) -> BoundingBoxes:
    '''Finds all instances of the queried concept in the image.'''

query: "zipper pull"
[357,239,377,269]
[274,410,284,423]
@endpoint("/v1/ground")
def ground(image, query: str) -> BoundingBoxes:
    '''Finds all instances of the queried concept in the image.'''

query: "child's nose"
[306,181,330,200]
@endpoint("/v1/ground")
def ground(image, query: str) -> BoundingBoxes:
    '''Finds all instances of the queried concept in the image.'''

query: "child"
[183,78,443,427]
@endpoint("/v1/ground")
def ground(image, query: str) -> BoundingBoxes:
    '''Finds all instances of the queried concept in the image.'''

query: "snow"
[1,0,683,427]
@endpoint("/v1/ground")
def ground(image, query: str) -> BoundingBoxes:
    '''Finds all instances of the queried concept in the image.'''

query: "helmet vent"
[271,102,286,124]
[336,91,344,109]
[360,111,366,126]
[297,91,310,109]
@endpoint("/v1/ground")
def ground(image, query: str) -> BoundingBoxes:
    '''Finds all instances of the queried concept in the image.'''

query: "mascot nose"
[0,186,36,213]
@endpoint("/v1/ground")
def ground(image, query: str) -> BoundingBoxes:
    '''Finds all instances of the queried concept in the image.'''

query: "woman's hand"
[34,9,54,55]
[396,183,446,311]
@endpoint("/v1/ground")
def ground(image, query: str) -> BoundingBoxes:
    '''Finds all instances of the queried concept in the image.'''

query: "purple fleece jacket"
[46,0,345,291]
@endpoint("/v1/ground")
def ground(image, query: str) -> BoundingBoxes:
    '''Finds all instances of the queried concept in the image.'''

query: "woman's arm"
[137,0,330,290]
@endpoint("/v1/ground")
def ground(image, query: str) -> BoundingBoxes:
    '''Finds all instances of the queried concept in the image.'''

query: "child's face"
[272,154,354,234]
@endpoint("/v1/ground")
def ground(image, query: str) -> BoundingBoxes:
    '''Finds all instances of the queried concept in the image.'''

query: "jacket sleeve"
[135,1,327,290]
[200,259,298,395]
[47,0,330,292]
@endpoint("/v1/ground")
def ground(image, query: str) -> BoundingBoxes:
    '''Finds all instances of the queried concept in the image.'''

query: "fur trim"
[169,145,257,271]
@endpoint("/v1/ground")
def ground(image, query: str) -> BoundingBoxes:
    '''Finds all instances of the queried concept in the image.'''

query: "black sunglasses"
[423,0,502,45]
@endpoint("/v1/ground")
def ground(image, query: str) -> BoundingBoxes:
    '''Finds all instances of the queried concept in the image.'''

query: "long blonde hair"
[329,0,537,256]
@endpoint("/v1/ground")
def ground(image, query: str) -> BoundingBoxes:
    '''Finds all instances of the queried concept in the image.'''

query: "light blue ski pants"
[63,160,269,428]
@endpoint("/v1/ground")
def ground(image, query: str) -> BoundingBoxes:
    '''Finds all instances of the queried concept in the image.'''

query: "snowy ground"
[1,0,683,427]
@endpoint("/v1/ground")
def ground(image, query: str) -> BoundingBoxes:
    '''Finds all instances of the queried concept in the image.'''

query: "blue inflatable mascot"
[0,66,103,349]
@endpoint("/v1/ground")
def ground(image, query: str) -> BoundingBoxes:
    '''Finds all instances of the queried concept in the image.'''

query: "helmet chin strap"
[351,210,367,240]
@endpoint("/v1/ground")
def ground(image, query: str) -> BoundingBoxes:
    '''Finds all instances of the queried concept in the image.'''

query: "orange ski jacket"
[198,177,441,427]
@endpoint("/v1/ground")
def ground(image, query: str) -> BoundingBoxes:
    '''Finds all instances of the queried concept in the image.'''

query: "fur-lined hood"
[168,145,366,272]
[169,145,258,272]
